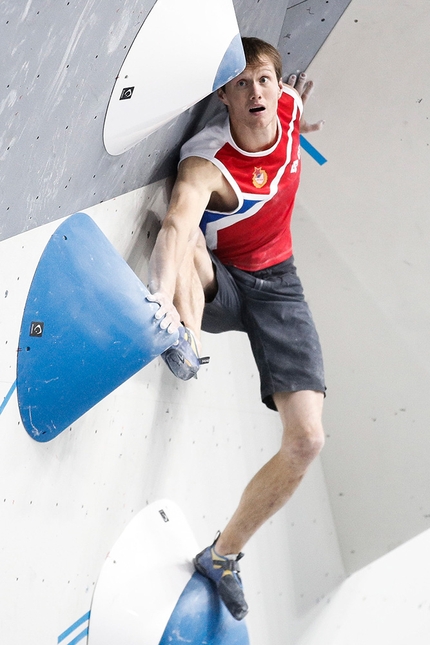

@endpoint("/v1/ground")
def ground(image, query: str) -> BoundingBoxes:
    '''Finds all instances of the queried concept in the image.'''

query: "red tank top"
[180,87,302,271]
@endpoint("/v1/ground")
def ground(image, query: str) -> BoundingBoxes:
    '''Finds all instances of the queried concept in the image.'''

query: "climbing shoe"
[161,324,209,381]
[193,533,248,621]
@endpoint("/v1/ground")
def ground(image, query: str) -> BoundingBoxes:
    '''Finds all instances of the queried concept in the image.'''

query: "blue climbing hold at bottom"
[159,572,249,645]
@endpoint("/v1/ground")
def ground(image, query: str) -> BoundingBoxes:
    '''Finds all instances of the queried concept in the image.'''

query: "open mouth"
[249,106,265,113]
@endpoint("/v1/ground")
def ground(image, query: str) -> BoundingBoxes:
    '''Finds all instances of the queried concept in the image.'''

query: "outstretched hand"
[146,291,181,334]
[286,72,324,134]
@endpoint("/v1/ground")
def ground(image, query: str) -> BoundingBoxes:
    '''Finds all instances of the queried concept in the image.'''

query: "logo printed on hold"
[252,167,268,188]
[291,159,299,173]
[120,87,135,100]
[30,322,44,337]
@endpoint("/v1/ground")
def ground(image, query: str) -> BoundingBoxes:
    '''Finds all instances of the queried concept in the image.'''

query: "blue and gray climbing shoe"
[193,533,248,621]
[161,324,209,381]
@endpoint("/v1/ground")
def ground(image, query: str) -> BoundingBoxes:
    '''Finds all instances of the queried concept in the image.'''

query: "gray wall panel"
[0,0,351,241]
[279,0,353,76]
[1,0,158,240]
[233,0,287,44]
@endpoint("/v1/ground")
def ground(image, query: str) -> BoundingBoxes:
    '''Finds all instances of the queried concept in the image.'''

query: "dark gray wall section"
[0,0,351,242]
[279,0,353,76]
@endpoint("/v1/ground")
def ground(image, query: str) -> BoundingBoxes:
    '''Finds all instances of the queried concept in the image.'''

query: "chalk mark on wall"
[287,0,309,11]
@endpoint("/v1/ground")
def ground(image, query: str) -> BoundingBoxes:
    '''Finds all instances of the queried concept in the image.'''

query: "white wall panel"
[292,0,430,575]
[0,183,344,644]
[296,529,430,645]
[5,0,429,641]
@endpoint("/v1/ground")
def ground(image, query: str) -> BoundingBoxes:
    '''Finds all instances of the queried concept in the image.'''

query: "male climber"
[147,37,326,621]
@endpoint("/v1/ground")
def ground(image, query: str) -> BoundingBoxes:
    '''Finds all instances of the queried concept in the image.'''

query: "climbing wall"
[0,0,351,242]
[0,180,344,644]
[9,0,430,644]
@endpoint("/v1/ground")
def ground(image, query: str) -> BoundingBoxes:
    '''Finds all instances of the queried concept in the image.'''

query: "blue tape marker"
[58,612,90,643]
[300,135,327,165]
[0,381,17,416]
[67,628,89,645]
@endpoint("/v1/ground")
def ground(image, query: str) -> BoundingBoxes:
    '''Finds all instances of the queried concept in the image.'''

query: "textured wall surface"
[11,1,419,644]
[0,186,345,644]
[0,0,351,241]
[295,0,430,575]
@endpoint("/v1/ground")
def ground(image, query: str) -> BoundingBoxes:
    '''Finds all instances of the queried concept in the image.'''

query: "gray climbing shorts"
[202,252,326,411]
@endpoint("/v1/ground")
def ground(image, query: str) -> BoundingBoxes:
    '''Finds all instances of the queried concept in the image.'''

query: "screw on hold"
[159,509,169,523]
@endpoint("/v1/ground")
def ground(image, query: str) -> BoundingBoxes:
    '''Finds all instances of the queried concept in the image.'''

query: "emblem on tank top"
[252,167,268,188]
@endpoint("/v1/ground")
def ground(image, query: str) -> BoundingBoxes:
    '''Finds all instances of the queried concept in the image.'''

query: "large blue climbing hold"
[212,33,246,91]
[17,212,177,442]
[159,572,249,645]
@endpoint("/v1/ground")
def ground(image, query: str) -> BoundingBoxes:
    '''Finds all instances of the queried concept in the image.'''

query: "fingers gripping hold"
[146,292,181,333]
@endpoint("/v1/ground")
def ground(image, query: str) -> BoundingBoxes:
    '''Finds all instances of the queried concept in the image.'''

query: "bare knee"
[273,390,325,468]
[280,420,325,468]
